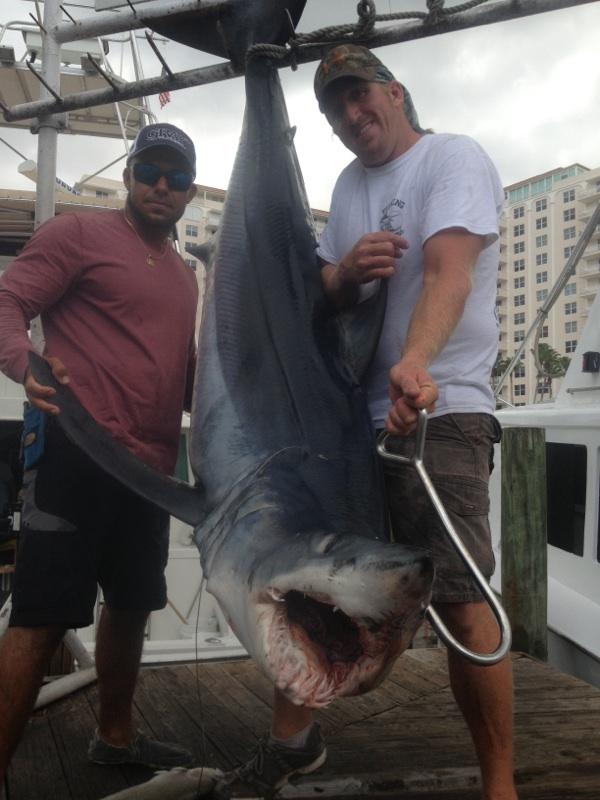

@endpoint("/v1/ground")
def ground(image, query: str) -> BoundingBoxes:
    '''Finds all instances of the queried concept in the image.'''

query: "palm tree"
[491,354,513,406]
[535,343,569,401]
[559,355,571,373]
[492,354,512,379]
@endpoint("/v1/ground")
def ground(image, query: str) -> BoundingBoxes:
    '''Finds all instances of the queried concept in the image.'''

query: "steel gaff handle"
[377,409,512,666]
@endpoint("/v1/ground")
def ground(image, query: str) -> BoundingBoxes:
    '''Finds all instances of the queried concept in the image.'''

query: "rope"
[247,0,493,64]
[376,0,491,23]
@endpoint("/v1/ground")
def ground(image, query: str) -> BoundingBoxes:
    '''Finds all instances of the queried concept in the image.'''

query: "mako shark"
[30,1,434,710]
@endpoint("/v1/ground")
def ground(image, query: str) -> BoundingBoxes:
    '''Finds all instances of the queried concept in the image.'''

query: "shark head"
[201,497,434,708]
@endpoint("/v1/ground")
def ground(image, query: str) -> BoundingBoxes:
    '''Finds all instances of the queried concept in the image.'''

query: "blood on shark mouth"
[287,591,364,662]
[262,588,422,708]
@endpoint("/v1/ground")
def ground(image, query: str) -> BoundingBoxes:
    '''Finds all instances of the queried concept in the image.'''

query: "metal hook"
[26,60,63,102]
[145,32,174,78]
[377,409,512,666]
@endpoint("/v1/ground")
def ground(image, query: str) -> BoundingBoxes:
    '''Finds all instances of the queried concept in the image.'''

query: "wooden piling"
[501,426,548,660]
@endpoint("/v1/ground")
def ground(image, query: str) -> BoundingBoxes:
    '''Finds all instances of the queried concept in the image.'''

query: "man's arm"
[22,357,69,416]
[386,228,485,435]
[320,231,408,309]
[0,216,81,413]
[0,279,70,415]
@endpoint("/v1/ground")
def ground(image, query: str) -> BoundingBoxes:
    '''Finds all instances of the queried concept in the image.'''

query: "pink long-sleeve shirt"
[0,209,198,474]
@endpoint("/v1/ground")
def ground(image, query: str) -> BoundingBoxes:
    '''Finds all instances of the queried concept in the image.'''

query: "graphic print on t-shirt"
[380,198,406,235]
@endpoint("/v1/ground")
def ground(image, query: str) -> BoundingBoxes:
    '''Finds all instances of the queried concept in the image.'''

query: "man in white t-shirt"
[315,45,515,800]
[224,45,516,800]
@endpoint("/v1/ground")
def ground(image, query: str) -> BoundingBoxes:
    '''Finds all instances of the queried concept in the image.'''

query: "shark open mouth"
[262,587,422,708]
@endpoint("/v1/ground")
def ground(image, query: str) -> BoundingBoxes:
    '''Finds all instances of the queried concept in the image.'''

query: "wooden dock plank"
[151,662,254,765]
[44,689,132,800]
[5,648,600,800]
[7,712,72,800]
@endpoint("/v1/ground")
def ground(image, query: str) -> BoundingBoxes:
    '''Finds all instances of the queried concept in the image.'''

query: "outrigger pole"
[31,0,61,231]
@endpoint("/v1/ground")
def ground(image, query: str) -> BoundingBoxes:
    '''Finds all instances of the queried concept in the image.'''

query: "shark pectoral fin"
[335,280,388,383]
[28,352,205,528]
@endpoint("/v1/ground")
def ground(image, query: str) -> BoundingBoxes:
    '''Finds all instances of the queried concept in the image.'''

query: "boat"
[489,286,600,687]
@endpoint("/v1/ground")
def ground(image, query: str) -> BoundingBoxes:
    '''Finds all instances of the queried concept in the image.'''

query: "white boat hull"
[490,404,600,687]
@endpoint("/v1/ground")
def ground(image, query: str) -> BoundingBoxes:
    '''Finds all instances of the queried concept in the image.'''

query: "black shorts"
[382,413,501,604]
[10,417,170,629]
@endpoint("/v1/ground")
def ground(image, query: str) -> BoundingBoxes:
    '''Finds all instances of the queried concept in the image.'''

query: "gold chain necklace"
[123,211,171,267]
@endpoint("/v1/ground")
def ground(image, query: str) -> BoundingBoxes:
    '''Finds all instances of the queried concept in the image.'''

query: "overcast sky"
[0,0,599,211]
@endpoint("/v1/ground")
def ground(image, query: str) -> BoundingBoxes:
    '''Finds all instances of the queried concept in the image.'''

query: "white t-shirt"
[317,133,504,427]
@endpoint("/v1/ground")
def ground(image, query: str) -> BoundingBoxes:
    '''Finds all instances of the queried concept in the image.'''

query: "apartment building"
[496,163,600,406]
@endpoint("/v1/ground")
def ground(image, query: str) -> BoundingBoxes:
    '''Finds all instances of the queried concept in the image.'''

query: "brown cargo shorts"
[381,412,502,604]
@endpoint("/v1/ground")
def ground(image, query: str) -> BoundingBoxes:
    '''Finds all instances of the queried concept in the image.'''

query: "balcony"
[581,246,600,262]
[580,185,600,204]
[207,211,222,227]
[579,284,599,298]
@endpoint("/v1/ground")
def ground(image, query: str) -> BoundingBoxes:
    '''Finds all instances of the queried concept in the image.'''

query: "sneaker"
[88,729,194,769]
[222,723,326,799]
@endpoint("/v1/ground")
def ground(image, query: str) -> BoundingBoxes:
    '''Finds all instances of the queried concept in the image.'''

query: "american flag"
[159,89,171,109]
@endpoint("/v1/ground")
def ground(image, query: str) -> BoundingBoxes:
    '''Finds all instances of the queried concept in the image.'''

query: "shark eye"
[315,533,339,555]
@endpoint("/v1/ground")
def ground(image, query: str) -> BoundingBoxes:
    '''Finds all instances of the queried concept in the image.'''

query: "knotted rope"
[247,0,493,64]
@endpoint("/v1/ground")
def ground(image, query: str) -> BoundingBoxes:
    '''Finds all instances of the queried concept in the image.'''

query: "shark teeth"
[254,585,426,708]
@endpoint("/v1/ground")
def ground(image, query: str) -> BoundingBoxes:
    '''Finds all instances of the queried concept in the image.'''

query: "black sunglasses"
[132,162,194,192]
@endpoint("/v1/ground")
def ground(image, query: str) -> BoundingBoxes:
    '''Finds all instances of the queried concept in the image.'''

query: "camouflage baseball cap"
[314,44,394,110]
[314,43,427,134]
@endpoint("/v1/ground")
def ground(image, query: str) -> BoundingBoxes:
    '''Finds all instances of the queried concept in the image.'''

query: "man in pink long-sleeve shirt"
[0,123,200,779]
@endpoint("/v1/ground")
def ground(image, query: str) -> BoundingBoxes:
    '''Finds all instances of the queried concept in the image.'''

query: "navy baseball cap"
[127,123,196,176]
